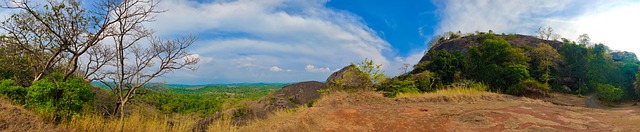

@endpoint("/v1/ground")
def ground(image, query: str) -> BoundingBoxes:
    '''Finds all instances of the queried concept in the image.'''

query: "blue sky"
[4,0,638,84]
[140,0,640,84]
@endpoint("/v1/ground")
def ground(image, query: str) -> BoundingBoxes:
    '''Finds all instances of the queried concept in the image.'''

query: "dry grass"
[61,113,198,132]
[396,87,495,98]
[205,108,315,132]
[0,97,60,132]
[60,103,201,132]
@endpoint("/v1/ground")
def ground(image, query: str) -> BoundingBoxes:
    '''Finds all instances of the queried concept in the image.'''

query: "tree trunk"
[119,100,126,132]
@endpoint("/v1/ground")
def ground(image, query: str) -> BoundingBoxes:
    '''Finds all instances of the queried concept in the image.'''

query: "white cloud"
[184,54,214,64]
[305,65,330,73]
[147,0,392,83]
[434,0,575,35]
[269,66,291,72]
[269,66,282,72]
[434,0,640,56]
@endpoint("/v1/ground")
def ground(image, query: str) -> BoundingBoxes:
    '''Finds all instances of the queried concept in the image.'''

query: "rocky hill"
[419,34,563,63]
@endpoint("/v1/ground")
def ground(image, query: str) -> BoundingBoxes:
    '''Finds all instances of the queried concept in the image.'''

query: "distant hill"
[91,81,291,89]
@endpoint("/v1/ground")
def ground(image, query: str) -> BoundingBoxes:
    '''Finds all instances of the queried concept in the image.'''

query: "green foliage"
[0,79,27,104]
[529,43,561,84]
[26,74,94,121]
[465,37,530,92]
[306,99,318,107]
[0,43,34,86]
[137,84,282,116]
[412,70,438,92]
[377,78,420,97]
[411,61,429,74]
[355,58,386,85]
[636,72,640,98]
[426,50,464,84]
[558,42,589,93]
[588,44,612,86]
[506,79,550,96]
[329,59,385,92]
[594,83,623,102]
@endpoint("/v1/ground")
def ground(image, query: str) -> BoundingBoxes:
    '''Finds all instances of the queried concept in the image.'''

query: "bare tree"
[1,0,199,129]
[577,33,591,46]
[103,35,198,128]
[0,0,164,82]
[398,63,410,74]
[536,26,560,41]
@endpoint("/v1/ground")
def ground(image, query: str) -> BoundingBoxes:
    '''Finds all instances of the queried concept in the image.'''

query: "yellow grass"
[61,112,198,132]
[396,86,497,98]
[60,103,201,132]
[205,108,314,132]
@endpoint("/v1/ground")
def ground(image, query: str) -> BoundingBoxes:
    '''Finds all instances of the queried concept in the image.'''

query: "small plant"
[287,96,296,104]
[306,99,318,107]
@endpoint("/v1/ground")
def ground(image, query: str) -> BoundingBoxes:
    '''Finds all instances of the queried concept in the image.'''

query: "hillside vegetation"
[382,31,640,103]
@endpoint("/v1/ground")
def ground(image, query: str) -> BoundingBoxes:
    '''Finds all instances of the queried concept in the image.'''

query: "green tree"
[610,51,639,99]
[465,36,530,92]
[26,73,94,121]
[529,43,561,84]
[426,49,464,84]
[558,42,589,93]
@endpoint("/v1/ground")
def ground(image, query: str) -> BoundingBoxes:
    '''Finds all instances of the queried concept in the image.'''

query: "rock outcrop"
[325,65,371,91]
[419,34,563,63]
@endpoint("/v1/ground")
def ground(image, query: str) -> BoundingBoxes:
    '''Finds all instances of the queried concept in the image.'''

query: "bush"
[0,79,27,104]
[412,70,438,92]
[377,78,420,97]
[594,83,623,102]
[507,79,550,96]
[26,75,94,121]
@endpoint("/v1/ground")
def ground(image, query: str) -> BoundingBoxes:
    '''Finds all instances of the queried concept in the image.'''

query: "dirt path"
[585,94,609,109]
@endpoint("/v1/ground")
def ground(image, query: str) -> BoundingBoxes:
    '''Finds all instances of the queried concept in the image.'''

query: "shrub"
[377,78,420,97]
[412,70,438,92]
[507,79,550,96]
[26,74,94,121]
[594,83,623,102]
[0,79,27,104]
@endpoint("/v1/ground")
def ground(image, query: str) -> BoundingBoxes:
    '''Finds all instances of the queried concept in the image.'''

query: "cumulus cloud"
[269,66,283,72]
[184,54,214,64]
[147,0,392,83]
[433,0,576,35]
[305,65,330,73]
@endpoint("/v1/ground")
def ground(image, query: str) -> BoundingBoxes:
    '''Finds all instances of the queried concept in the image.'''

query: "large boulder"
[325,65,372,91]
[269,81,325,105]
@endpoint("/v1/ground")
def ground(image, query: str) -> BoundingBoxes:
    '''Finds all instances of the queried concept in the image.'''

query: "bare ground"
[248,91,640,132]
[0,98,62,132]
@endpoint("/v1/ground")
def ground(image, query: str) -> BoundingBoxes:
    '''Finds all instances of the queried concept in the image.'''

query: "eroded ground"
[258,92,640,132]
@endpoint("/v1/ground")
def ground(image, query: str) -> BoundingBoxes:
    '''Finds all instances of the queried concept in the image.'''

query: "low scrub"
[396,82,490,98]
[0,73,94,122]
[506,79,550,96]
[594,83,623,102]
